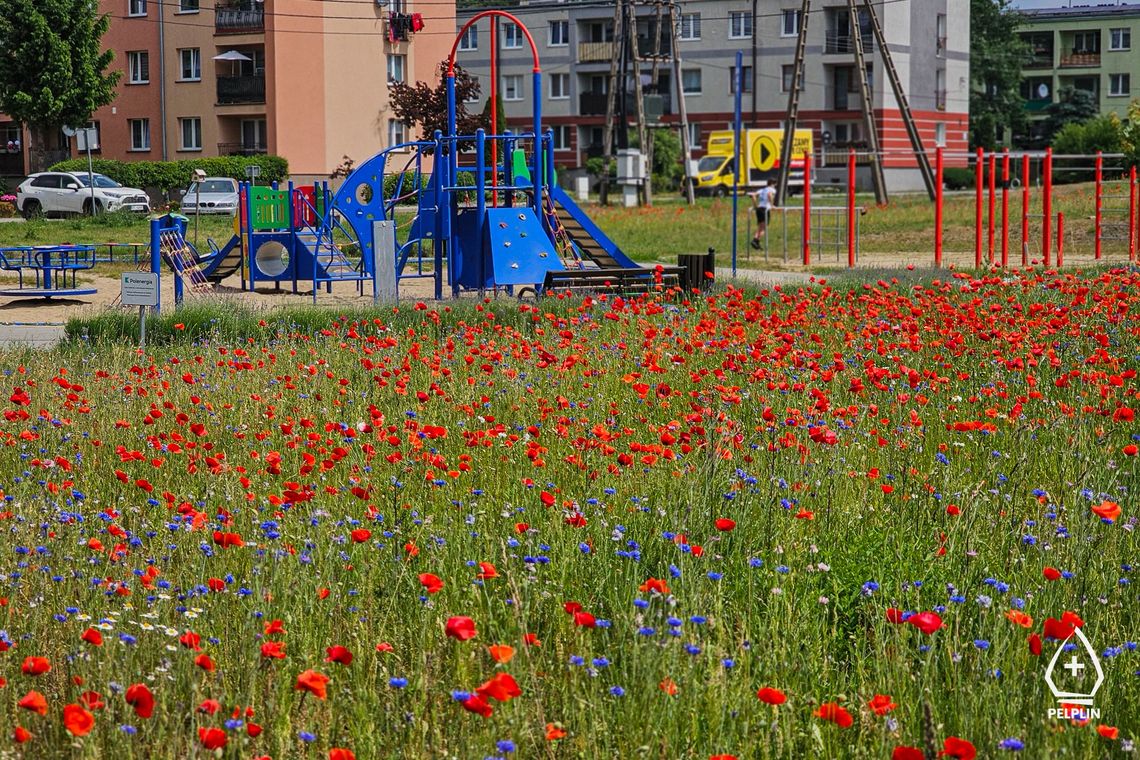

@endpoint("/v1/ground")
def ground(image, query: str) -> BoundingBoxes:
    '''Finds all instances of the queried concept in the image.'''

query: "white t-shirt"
[757,186,775,209]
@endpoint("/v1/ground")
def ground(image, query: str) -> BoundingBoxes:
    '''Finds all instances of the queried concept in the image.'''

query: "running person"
[751,184,776,249]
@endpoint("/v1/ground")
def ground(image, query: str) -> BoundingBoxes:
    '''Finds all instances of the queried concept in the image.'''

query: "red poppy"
[350,528,371,543]
[1091,501,1121,522]
[263,619,286,636]
[1028,633,1043,656]
[659,678,679,696]
[461,693,493,717]
[419,573,444,594]
[523,633,542,647]
[330,750,357,760]
[715,518,736,531]
[1043,567,1062,581]
[247,722,263,737]
[80,628,103,647]
[260,641,287,660]
[546,723,567,740]
[194,653,216,672]
[756,687,787,705]
[197,699,221,715]
[62,704,95,736]
[476,672,522,702]
[212,530,245,548]
[125,683,154,718]
[295,669,330,700]
[13,726,30,743]
[79,691,104,710]
[477,562,498,579]
[885,608,906,624]
[488,644,515,664]
[868,694,896,716]
[179,631,202,651]
[207,578,226,592]
[908,612,943,635]
[573,611,597,628]
[892,747,924,760]
[639,577,670,595]
[198,726,227,750]
[18,690,48,716]
[445,616,477,641]
[325,645,353,665]
[1043,617,1076,641]
[940,736,976,760]
[376,642,394,653]
[710,756,737,760]
[813,702,853,728]
[21,657,50,676]
[1097,725,1120,740]
[1005,610,1034,628]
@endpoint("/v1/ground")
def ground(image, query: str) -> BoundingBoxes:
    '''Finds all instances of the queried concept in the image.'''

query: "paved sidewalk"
[0,323,65,349]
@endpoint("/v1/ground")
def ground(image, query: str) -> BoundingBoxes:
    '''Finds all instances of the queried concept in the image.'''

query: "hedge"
[47,155,289,192]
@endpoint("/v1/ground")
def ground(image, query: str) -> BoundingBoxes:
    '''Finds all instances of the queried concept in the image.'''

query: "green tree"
[0,0,118,170]
[1120,100,1140,169]
[969,0,1028,149]
[1051,115,1122,155]
[1043,86,1100,141]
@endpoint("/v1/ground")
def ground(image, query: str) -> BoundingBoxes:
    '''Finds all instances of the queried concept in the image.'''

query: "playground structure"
[0,245,98,299]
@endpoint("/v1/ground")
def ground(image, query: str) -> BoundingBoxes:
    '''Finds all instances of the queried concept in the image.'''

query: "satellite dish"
[62,126,77,137]
[1037,83,1049,99]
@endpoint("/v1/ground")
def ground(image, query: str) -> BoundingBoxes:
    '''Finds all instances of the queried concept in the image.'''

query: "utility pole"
[629,1,653,205]
[776,0,811,204]
[669,1,695,203]
[600,0,624,205]
[848,0,887,203]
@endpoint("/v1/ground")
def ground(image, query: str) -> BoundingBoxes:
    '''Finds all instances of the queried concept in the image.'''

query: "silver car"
[181,177,239,215]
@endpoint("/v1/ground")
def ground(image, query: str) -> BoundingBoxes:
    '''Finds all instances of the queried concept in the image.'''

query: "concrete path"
[0,323,65,349]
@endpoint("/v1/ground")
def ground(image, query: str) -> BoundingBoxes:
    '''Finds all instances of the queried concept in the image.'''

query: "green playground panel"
[250,187,290,231]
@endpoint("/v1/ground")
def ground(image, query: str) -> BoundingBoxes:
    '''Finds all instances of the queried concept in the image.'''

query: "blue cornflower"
[609,685,625,697]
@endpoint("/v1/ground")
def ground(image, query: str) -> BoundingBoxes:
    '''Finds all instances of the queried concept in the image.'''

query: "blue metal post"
[244,182,254,291]
[149,217,162,314]
[732,51,742,279]
[532,71,543,218]
[475,128,487,290]
[504,131,515,208]
[544,131,556,241]
[434,131,447,300]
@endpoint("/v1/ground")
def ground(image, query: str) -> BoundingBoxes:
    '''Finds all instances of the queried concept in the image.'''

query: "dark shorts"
[755,207,770,226]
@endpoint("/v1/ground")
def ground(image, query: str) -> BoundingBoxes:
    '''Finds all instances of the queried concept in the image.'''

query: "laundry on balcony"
[387,13,422,42]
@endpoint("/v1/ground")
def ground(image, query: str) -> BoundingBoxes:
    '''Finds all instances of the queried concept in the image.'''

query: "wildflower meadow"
[0,269,1137,758]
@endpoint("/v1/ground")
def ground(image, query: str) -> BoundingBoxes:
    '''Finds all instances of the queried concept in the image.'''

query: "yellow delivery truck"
[693,129,813,197]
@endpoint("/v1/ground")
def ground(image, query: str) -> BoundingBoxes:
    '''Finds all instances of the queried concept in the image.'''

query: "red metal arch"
[448,10,541,74]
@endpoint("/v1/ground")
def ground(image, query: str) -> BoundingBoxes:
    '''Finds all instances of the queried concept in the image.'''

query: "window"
[241,119,266,151]
[781,64,804,92]
[550,73,569,99]
[549,20,569,47]
[459,26,477,51]
[178,48,201,81]
[464,76,481,103]
[1110,27,1131,50]
[551,125,571,151]
[833,123,859,143]
[1072,30,1100,54]
[127,51,149,84]
[680,13,700,41]
[936,14,946,56]
[503,22,522,49]
[686,122,700,147]
[729,11,752,39]
[179,0,198,12]
[179,117,202,151]
[781,9,801,37]
[387,54,406,83]
[681,68,702,94]
[504,74,523,101]
[729,65,753,93]
[388,119,407,148]
[935,123,946,147]
[1110,73,1131,97]
[935,69,946,110]
[129,119,150,151]
[128,0,146,16]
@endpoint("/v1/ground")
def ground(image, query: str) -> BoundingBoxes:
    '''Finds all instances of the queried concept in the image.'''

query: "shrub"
[942,167,974,191]
[47,155,289,192]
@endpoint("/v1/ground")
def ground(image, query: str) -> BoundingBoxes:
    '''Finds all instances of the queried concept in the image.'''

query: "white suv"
[16,172,151,218]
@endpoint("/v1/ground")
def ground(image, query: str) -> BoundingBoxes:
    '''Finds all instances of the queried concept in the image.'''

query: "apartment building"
[0,0,452,182]
[455,0,969,192]
[1018,3,1138,142]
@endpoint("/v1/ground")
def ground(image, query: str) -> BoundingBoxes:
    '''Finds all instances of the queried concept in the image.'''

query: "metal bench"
[541,265,685,295]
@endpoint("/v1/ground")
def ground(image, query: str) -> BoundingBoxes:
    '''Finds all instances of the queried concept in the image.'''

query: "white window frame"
[129,119,150,151]
[550,73,569,100]
[549,20,569,47]
[388,119,408,150]
[179,117,202,151]
[459,27,478,51]
[387,54,406,83]
[781,9,801,37]
[503,22,523,50]
[1109,72,1131,97]
[551,125,571,151]
[504,74,523,101]
[681,68,702,95]
[128,51,149,85]
[178,48,201,82]
[178,0,198,13]
[680,13,700,41]
[729,11,752,40]
[686,122,700,148]
[128,0,146,17]
[1110,27,1131,51]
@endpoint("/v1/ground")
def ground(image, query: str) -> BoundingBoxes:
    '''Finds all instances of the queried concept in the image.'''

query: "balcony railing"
[217,74,265,105]
[1059,52,1101,67]
[0,152,25,176]
[218,142,267,156]
[216,6,264,34]
[579,92,609,116]
[824,30,872,54]
[1025,54,1054,69]
[578,41,614,63]
[579,92,671,119]
[935,89,947,111]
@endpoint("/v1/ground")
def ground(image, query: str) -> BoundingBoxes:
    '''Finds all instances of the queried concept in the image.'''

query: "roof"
[1020,3,1140,21]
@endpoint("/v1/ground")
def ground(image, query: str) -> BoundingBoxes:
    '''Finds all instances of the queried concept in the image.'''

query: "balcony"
[217,74,265,105]
[935,89,947,111]
[578,41,614,63]
[579,92,671,119]
[824,30,872,55]
[1059,52,1101,68]
[216,5,264,34]
[0,151,25,177]
[580,92,608,116]
[218,142,267,156]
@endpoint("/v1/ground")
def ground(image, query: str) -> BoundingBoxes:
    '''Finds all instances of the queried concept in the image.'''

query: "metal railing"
[824,30,872,54]
[578,41,614,62]
[217,74,265,104]
[218,142,267,155]
[1060,52,1100,67]
[215,6,264,33]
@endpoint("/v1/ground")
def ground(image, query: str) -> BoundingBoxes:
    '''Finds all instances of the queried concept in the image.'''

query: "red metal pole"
[490,20,498,207]
[1042,148,1052,267]
[934,146,944,268]
[1021,154,1030,267]
[1057,211,1064,268]
[803,152,812,267]
[987,151,996,265]
[1130,166,1137,262]
[975,147,984,268]
[1000,149,1010,268]
[1094,151,1102,260]
[847,148,856,268]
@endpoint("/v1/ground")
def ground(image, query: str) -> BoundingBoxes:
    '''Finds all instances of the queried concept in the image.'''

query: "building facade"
[455,0,970,192]
[1018,4,1138,142]
[1,0,452,183]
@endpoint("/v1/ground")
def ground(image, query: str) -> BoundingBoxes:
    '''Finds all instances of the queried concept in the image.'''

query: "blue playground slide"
[196,236,243,283]
[546,185,640,271]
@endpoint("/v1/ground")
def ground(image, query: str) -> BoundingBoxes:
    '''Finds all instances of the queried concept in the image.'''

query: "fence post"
[1021,154,1030,267]
[1042,147,1052,267]
[1130,165,1137,262]
[803,153,812,267]
[1057,211,1064,268]
[987,151,996,265]
[847,148,856,268]
[975,146,984,267]
[1094,151,1102,260]
[935,146,943,268]
[1000,149,1009,268]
